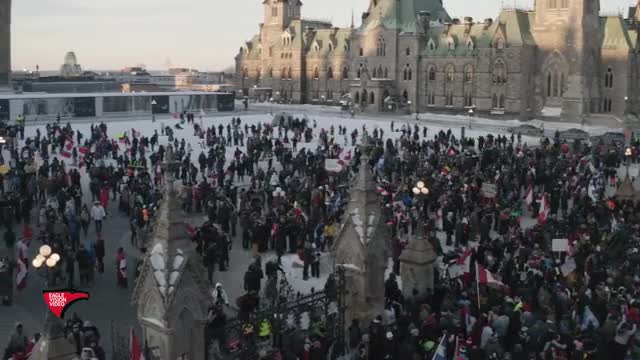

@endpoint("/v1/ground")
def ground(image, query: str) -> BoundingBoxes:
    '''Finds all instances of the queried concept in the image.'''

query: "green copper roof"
[359,0,450,33]
[600,16,634,50]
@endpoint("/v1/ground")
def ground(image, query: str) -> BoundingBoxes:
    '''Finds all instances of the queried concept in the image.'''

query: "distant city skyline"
[11,0,636,72]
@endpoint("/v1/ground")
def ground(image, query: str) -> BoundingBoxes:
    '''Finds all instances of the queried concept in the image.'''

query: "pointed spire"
[351,9,355,29]
[29,313,77,360]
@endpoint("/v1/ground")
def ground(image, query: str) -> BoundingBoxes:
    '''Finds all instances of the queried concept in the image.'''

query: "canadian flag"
[448,249,473,278]
[375,186,390,196]
[129,328,145,360]
[16,257,28,290]
[476,263,505,288]
[538,193,550,224]
[524,185,534,206]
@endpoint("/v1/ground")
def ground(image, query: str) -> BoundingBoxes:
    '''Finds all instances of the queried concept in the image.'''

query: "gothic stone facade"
[236,0,640,121]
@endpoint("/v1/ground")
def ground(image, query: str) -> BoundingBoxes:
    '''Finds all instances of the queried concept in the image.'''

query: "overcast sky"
[12,0,636,71]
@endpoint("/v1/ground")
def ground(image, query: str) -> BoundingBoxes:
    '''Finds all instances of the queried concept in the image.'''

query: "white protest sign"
[552,238,569,252]
[481,183,497,198]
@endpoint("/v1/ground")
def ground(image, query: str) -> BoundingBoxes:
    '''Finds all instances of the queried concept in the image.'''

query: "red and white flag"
[375,186,390,196]
[448,249,473,278]
[16,258,28,290]
[538,193,550,224]
[130,328,145,360]
[64,139,74,152]
[476,263,505,288]
[524,185,534,206]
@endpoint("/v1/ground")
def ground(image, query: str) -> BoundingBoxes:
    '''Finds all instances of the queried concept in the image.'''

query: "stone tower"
[131,146,211,360]
[0,0,11,89]
[29,314,79,360]
[263,0,301,29]
[532,0,601,120]
[332,132,386,324]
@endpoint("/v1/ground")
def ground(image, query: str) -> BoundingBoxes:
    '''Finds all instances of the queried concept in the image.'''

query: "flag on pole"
[16,258,28,290]
[476,264,505,288]
[524,185,534,206]
[130,328,145,360]
[538,193,550,224]
[431,335,447,360]
[447,249,473,278]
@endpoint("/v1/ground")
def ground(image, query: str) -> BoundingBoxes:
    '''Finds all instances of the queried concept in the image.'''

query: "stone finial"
[165,144,175,162]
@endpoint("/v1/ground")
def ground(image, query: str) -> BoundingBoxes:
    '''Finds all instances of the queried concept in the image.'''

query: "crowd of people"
[343,125,640,360]
[1,108,640,360]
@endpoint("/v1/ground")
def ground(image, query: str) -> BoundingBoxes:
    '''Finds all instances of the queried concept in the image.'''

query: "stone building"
[131,147,211,360]
[60,52,83,78]
[0,0,11,90]
[236,0,640,123]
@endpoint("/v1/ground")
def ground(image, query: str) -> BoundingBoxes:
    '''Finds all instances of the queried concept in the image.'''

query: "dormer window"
[448,39,455,50]
[428,39,435,51]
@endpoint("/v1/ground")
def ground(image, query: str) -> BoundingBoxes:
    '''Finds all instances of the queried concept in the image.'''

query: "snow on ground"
[17,108,625,297]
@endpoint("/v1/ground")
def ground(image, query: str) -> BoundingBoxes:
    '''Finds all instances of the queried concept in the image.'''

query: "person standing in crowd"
[90,201,105,235]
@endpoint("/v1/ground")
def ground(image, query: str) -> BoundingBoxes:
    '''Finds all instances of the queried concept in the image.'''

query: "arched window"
[446,65,455,82]
[493,61,506,84]
[499,95,505,109]
[313,67,319,79]
[408,68,413,81]
[362,89,368,104]
[327,67,334,79]
[429,67,436,81]
[354,92,360,103]
[370,92,375,104]
[605,67,614,88]
[282,67,287,80]
[464,65,474,82]
[547,72,552,96]
[373,68,378,78]
[377,36,386,56]
[492,94,498,108]
[553,72,559,96]
[342,67,349,79]
[560,73,565,96]
[357,64,363,79]
[287,67,292,79]
[359,48,363,56]
[384,67,388,78]
[402,90,409,102]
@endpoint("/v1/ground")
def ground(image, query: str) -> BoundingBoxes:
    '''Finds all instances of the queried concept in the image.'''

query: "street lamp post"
[412,180,430,219]
[32,244,61,287]
[407,100,412,115]
[625,146,633,176]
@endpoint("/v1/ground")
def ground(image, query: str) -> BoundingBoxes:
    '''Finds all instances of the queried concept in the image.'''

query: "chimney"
[418,11,431,34]
[452,18,460,25]
[483,18,493,29]
[464,17,473,34]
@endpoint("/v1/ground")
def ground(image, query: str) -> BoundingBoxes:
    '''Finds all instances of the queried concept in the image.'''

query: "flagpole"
[430,334,446,360]
[475,261,481,311]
